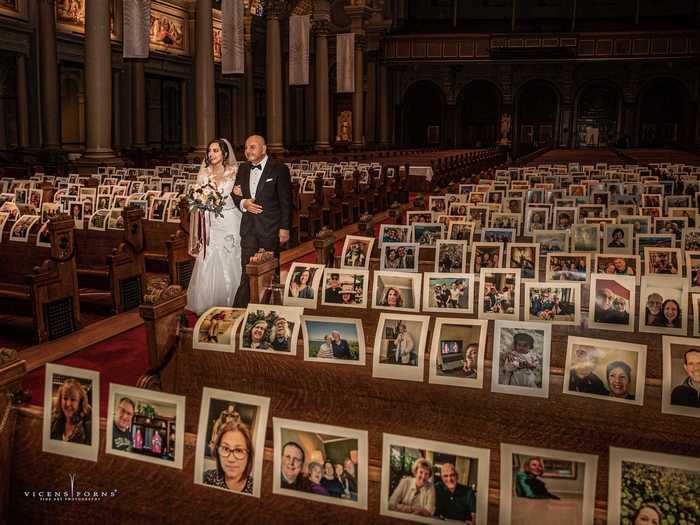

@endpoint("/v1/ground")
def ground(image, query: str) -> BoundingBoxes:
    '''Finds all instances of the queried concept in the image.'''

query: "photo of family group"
[106,384,185,469]
[321,269,368,308]
[373,313,430,382]
[499,444,597,525]
[524,283,580,325]
[546,253,590,282]
[422,273,473,313]
[380,433,490,525]
[563,336,646,405]
[478,269,521,320]
[594,255,640,284]
[588,275,636,332]
[273,418,368,510]
[239,305,303,354]
[302,316,365,365]
[194,388,269,497]
[283,263,324,308]
[192,307,246,352]
[372,271,421,312]
[429,318,487,389]
[470,242,503,274]
[435,240,468,273]
[446,220,474,242]
[662,336,700,417]
[534,230,569,255]
[42,364,100,462]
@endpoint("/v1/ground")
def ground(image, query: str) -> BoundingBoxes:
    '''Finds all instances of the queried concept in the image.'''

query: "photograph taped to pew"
[644,247,682,276]
[428,318,488,389]
[340,235,374,270]
[481,227,516,244]
[469,242,503,276]
[478,268,521,320]
[446,219,475,242]
[283,262,325,309]
[636,233,674,260]
[378,224,412,248]
[149,197,168,221]
[506,243,540,281]
[273,417,369,510]
[35,221,51,247]
[302,316,365,365]
[380,432,490,525]
[320,268,369,309]
[491,321,552,399]
[545,252,591,282]
[166,199,181,223]
[588,274,636,333]
[607,448,700,525]
[413,223,444,247]
[372,313,430,382]
[434,240,468,273]
[524,282,581,326]
[0,211,9,239]
[380,242,420,272]
[69,201,84,229]
[422,272,474,314]
[570,224,599,253]
[372,271,422,313]
[639,275,688,336]
[498,444,598,525]
[9,214,39,242]
[88,209,109,231]
[194,388,270,498]
[40,202,60,223]
[533,229,569,256]
[239,304,303,354]
[42,364,100,462]
[603,224,634,255]
[593,254,641,285]
[406,211,434,226]
[563,336,646,406]
[106,384,185,469]
[662,336,700,418]
[193,307,246,353]
[107,207,124,230]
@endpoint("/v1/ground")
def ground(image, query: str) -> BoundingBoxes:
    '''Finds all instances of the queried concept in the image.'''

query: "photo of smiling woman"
[50,378,92,444]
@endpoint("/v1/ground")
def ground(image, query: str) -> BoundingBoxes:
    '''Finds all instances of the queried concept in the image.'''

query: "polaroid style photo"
[434,240,468,273]
[372,313,430,382]
[481,227,516,244]
[273,417,368,509]
[380,433,490,525]
[693,293,700,337]
[491,320,552,399]
[106,383,186,469]
[9,214,39,242]
[524,207,550,236]
[239,304,304,354]
[545,252,591,282]
[593,254,641,285]
[413,223,444,247]
[506,243,540,281]
[661,336,700,418]
[446,220,475,242]
[499,443,598,525]
[283,262,325,309]
[380,242,420,273]
[149,197,168,221]
[533,230,570,256]
[636,234,674,260]
[302,315,365,366]
[607,448,700,525]
[604,224,633,254]
[428,318,488,389]
[320,268,369,309]
[340,235,374,270]
[166,199,181,223]
[639,275,688,336]
[379,224,412,248]
[571,224,599,253]
[372,271,422,313]
[644,247,682,276]
[478,268,521,320]
[194,388,270,497]
[588,274,636,332]
[422,272,474,314]
[42,364,100,462]
[523,282,581,326]
[469,242,503,275]
[563,336,646,406]
[36,222,51,247]
[88,210,109,231]
[192,307,246,352]
[406,211,434,226]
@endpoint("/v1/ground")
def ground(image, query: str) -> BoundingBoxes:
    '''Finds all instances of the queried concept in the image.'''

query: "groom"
[231,134,292,307]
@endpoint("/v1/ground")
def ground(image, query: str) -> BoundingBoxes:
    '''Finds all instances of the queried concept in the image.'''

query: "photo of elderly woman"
[239,305,303,354]
[195,389,270,498]
[381,434,489,525]
[373,313,430,382]
[588,275,635,332]
[372,272,421,312]
[640,276,688,335]
[302,316,365,365]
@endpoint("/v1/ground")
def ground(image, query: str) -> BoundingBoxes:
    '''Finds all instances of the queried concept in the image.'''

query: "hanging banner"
[289,15,311,86]
[123,0,151,59]
[336,33,355,93]
[222,0,244,74]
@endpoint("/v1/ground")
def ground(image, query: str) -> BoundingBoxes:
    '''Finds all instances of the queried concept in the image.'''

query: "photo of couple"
[302,316,365,365]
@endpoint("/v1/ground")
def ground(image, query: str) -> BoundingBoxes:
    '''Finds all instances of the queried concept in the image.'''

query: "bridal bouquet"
[186,183,226,218]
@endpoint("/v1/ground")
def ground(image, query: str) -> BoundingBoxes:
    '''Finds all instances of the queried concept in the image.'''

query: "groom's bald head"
[245,135,267,164]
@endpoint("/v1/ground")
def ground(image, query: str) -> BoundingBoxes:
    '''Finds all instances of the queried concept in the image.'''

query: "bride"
[186,138,242,315]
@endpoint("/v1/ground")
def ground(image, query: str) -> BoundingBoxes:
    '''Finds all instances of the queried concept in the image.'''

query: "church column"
[15,54,30,148]
[37,0,61,149]
[244,13,255,137]
[180,79,190,149]
[313,17,330,150]
[346,4,369,149]
[83,0,115,159]
[131,62,146,149]
[265,1,284,153]
[193,0,215,156]
[365,51,376,145]
[378,61,391,146]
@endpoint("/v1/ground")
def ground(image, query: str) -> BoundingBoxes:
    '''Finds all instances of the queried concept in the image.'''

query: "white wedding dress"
[186,166,242,315]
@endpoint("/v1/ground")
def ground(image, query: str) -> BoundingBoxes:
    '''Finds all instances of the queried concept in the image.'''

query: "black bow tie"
[251,164,262,171]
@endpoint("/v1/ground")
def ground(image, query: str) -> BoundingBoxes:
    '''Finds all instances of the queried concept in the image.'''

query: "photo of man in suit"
[232,135,293,307]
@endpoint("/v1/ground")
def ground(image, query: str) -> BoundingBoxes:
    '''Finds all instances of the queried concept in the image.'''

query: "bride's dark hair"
[204,139,230,167]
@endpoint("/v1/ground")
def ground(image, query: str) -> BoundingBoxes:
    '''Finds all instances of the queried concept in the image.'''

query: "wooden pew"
[0,216,81,343]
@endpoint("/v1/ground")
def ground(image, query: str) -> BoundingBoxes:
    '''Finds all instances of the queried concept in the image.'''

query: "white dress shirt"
[241,155,268,212]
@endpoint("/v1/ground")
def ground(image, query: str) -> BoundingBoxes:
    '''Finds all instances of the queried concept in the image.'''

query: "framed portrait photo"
[545,252,591,282]
[320,268,369,309]
[636,234,674,260]
[593,254,641,285]
[643,247,682,277]
[570,224,599,253]
[603,223,633,254]
[563,336,646,406]
[661,336,700,417]
[273,417,368,509]
[380,242,420,273]
[428,318,488,389]
[422,272,474,314]
[239,304,303,354]
[685,251,700,291]
[499,443,598,525]
[491,320,552,399]
[302,315,365,366]
[106,384,186,469]
[378,225,412,247]
[639,276,688,336]
[413,223,444,247]
[42,364,100,462]
[434,240,468,273]
[372,271,421,313]
[523,282,580,326]
[192,307,246,352]
[340,235,373,270]
[478,268,521,320]
[380,433,490,525]
[446,219,475,242]
[372,312,430,382]
[533,229,570,256]
[607,447,700,525]
[283,262,325,309]
[194,388,270,497]
[506,243,540,281]
[587,274,636,332]
[469,241,503,275]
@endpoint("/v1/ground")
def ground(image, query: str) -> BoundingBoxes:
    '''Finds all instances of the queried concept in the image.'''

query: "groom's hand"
[279,229,290,244]
[243,199,263,214]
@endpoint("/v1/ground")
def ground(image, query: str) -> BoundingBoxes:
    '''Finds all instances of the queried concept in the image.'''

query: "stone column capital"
[312,19,331,35]
[266,0,288,20]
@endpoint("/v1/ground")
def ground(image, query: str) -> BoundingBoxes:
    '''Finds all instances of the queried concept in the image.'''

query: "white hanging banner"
[222,0,244,74]
[289,14,311,86]
[123,0,151,59]
[336,32,355,93]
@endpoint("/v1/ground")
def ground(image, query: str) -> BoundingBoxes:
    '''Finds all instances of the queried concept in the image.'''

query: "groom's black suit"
[231,156,292,307]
